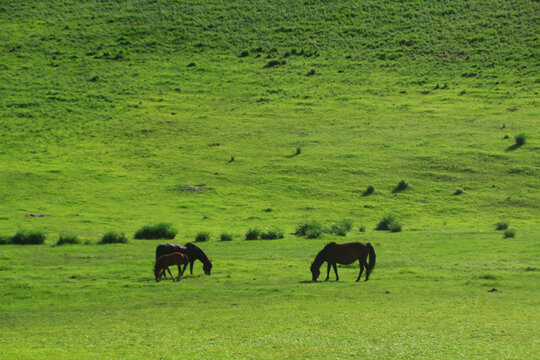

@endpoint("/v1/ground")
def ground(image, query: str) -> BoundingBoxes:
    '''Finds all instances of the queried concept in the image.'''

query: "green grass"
[0,232,538,359]
[0,0,538,358]
[100,232,128,244]
[56,234,80,246]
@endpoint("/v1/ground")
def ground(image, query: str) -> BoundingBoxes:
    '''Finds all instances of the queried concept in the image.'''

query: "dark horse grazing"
[154,252,189,282]
[156,242,213,276]
[310,242,376,282]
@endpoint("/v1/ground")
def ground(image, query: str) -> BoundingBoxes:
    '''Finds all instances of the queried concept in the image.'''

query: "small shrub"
[264,60,286,68]
[359,226,366,232]
[388,222,402,232]
[0,235,12,245]
[328,219,353,236]
[134,223,177,240]
[514,134,526,146]
[306,69,316,76]
[220,232,233,241]
[295,220,325,237]
[305,227,324,239]
[245,228,261,240]
[376,213,401,231]
[362,185,374,196]
[11,231,46,245]
[503,228,516,238]
[229,156,235,163]
[57,234,80,245]
[295,146,302,155]
[260,228,284,240]
[187,62,196,67]
[393,180,409,193]
[100,232,128,244]
[239,50,249,57]
[454,187,463,195]
[496,219,509,231]
[195,231,210,242]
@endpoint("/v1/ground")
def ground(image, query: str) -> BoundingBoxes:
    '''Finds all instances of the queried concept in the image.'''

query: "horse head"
[203,261,213,275]
[153,267,161,282]
[310,262,320,282]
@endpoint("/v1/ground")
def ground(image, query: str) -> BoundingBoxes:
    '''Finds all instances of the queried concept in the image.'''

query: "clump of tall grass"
[220,232,233,241]
[11,231,47,245]
[134,223,177,240]
[195,231,210,242]
[100,232,128,244]
[496,219,509,231]
[56,234,80,246]
[454,187,463,195]
[328,219,353,236]
[504,228,516,238]
[393,180,409,193]
[260,228,284,240]
[376,214,402,232]
[362,185,374,196]
[295,220,325,238]
[245,228,261,240]
[514,133,526,146]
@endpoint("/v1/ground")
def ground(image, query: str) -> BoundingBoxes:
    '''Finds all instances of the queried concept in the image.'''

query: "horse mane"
[185,242,212,268]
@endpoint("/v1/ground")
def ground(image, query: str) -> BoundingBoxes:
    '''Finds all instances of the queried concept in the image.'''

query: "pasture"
[0,0,539,358]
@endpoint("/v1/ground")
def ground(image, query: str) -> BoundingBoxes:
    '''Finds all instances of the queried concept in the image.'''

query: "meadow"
[0,0,539,358]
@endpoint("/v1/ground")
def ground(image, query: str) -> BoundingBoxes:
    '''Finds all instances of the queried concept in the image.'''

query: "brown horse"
[154,252,189,282]
[310,242,376,282]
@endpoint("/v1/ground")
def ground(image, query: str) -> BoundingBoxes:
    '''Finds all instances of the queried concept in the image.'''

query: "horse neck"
[196,248,211,266]
[312,249,327,270]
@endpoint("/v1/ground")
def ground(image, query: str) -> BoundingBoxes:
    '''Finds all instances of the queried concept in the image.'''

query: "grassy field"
[0,0,539,358]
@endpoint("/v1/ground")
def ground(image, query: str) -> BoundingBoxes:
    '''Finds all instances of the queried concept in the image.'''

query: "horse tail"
[366,243,376,280]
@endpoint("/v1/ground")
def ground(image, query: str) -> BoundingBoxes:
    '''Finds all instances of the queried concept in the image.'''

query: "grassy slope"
[0,0,539,358]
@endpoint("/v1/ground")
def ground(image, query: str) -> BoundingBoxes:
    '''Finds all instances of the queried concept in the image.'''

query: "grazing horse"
[156,242,213,276]
[310,242,376,282]
[154,252,189,282]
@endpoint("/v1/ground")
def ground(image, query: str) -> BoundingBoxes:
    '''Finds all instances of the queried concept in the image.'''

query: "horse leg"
[177,265,182,281]
[182,262,188,276]
[325,262,331,281]
[356,259,365,282]
[190,260,194,275]
[332,263,339,281]
[166,266,175,281]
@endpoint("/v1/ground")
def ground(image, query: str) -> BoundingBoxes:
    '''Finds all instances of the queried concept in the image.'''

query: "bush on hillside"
[56,234,80,245]
[376,214,401,232]
[11,231,46,245]
[195,231,210,242]
[503,228,516,238]
[393,180,409,193]
[134,223,177,240]
[100,232,128,244]
[220,232,233,241]
[260,228,284,240]
[515,134,526,146]
[245,228,261,240]
[295,220,325,237]
[362,185,374,196]
[496,219,509,231]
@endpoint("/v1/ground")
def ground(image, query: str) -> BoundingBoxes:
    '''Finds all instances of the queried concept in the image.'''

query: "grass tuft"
[100,232,128,244]
[260,228,284,240]
[393,180,409,193]
[219,232,233,241]
[376,213,402,232]
[515,133,526,146]
[362,185,375,196]
[134,223,177,240]
[57,234,80,245]
[503,228,516,238]
[0,234,12,245]
[245,228,261,240]
[496,219,509,231]
[11,231,47,245]
[195,231,210,242]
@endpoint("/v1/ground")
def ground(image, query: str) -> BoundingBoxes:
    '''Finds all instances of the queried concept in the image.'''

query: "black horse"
[156,243,213,276]
[310,242,376,282]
